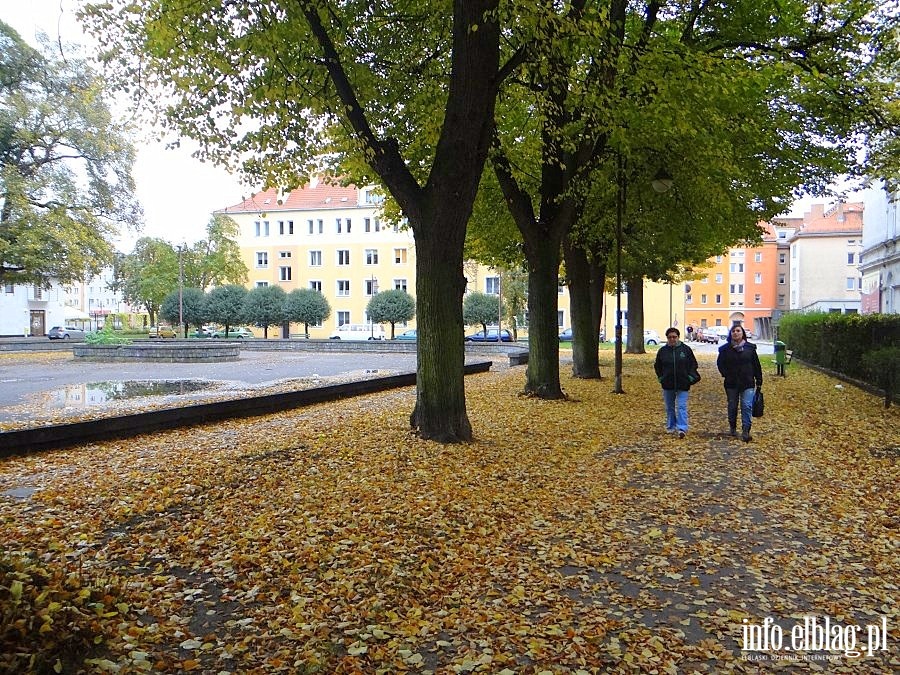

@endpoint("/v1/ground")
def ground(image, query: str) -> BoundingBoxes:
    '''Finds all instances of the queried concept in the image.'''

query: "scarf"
[731,339,746,351]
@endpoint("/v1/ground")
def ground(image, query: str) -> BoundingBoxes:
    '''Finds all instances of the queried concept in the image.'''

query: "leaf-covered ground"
[1,352,897,673]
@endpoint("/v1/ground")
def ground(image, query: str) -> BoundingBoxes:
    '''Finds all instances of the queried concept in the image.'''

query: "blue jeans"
[662,389,689,433]
[726,387,756,431]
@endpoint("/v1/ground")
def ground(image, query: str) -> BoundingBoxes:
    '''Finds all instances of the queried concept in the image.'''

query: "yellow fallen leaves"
[0,352,898,673]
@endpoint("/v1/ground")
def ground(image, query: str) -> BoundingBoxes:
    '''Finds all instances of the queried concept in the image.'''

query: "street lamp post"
[177,244,185,336]
[369,276,379,338]
[613,153,627,394]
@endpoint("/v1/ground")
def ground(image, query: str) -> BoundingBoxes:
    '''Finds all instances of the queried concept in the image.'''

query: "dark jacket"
[654,341,699,391]
[717,341,763,390]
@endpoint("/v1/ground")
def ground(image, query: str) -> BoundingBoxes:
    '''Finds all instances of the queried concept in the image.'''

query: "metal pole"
[614,152,625,394]
[178,244,184,335]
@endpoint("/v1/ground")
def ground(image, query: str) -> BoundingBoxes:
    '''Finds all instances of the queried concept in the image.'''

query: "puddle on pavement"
[40,380,219,409]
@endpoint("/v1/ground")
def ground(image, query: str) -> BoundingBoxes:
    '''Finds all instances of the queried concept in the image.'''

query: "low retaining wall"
[73,342,240,362]
[0,361,493,456]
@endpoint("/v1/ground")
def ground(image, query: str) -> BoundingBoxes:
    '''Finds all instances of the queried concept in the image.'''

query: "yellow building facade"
[220,180,683,339]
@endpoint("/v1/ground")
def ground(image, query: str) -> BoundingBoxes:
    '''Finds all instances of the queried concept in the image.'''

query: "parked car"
[47,326,86,340]
[465,328,514,342]
[393,329,418,341]
[148,325,177,338]
[213,326,254,339]
[559,327,606,342]
[620,329,661,345]
[711,326,731,342]
[328,323,386,340]
[193,326,217,338]
[694,328,720,343]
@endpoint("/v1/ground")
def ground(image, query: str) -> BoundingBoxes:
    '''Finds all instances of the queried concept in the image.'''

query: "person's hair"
[730,324,747,341]
[665,327,679,338]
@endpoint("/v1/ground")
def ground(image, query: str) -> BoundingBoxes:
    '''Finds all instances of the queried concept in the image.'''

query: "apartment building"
[784,202,864,313]
[217,179,417,337]
[860,181,899,314]
[682,223,780,338]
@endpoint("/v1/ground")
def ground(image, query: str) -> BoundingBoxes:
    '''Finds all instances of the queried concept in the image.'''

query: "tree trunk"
[523,229,565,398]
[563,238,600,379]
[625,275,645,354]
[410,229,472,441]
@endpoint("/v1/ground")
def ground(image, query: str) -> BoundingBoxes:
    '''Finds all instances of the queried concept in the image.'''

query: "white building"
[860,181,900,314]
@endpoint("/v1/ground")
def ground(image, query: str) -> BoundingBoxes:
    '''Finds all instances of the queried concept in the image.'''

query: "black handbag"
[752,388,764,418]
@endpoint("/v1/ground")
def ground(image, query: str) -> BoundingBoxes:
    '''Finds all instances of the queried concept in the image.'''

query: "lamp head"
[651,169,674,193]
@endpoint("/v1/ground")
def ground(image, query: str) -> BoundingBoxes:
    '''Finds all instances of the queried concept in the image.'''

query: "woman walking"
[654,327,700,438]
[717,324,763,441]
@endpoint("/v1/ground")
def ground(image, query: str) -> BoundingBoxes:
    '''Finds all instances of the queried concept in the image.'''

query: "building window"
[715,273,723,284]
[685,294,692,304]
[729,263,744,272]
[256,252,268,268]
[337,250,350,266]
[701,294,707,304]
[4,284,13,294]
[279,251,291,258]
[715,294,722,303]
[346,218,351,233]
[754,272,762,284]
[374,218,381,232]
[754,294,762,304]
[715,255,723,263]
[309,250,322,266]
[336,218,342,234]
[279,266,292,281]
[755,252,762,262]
[364,218,371,232]
[278,220,285,235]
[317,219,323,233]
[394,248,407,264]
[337,280,350,296]
[309,280,322,292]
[778,274,786,285]
[308,219,314,234]
[847,252,856,264]
[365,249,379,265]
[486,276,500,295]
[394,279,407,292]
[778,231,787,240]
[846,277,856,290]
[337,311,350,326]
[255,281,269,287]
[778,294,786,305]
[779,253,786,264]
[365,278,378,296]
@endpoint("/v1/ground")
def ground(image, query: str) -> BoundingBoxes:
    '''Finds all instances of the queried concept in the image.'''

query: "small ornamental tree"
[463,292,503,338]
[366,289,416,339]
[242,285,287,338]
[284,288,331,337]
[160,288,205,336]
[203,284,247,335]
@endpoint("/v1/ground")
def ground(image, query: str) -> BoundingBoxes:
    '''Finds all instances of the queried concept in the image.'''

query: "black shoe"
[729,427,737,437]
[678,431,686,439]
[741,429,752,442]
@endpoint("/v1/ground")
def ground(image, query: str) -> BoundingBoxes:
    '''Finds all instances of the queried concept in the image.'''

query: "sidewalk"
[0,352,897,673]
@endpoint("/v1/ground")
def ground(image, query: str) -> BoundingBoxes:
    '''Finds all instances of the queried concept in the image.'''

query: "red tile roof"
[217,179,361,214]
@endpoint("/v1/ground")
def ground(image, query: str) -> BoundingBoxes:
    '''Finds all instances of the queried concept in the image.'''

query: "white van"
[328,323,386,340]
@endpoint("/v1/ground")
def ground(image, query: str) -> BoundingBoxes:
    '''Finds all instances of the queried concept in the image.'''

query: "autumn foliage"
[1,352,897,673]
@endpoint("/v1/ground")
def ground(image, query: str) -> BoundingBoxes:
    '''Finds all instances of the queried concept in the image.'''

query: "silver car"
[48,326,86,340]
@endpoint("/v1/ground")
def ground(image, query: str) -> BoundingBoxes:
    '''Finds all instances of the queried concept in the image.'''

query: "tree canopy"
[366,289,416,338]
[242,285,287,338]
[0,21,141,287]
[283,288,331,337]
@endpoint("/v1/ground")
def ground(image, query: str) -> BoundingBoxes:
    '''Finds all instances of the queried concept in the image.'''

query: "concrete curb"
[0,361,492,457]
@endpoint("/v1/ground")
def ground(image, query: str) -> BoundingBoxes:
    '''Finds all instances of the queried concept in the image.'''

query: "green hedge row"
[777,313,900,405]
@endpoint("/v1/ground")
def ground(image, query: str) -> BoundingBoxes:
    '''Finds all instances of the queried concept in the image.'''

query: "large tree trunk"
[410,224,472,442]
[523,229,565,398]
[625,275,645,354]
[563,238,600,379]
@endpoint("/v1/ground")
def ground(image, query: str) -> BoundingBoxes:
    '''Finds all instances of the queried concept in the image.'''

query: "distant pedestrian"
[716,324,763,441]
[654,327,700,438]
[686,324,694,341]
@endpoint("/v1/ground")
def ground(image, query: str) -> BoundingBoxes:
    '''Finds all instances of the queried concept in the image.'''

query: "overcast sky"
[1,0,249,251]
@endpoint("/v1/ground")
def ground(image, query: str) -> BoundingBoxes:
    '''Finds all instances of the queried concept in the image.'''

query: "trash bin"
[774,340,787,376]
